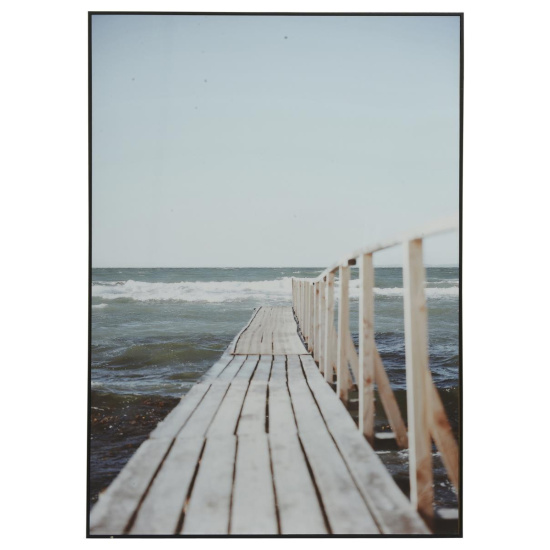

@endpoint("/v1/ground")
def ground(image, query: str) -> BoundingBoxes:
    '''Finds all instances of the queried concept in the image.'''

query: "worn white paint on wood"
[207,356,258,437]
[177,381,230,439]
[300,355,429,534]
[233,307,306,355]
[313,281,319,361]
[403,238,433,524]
[130,436,205,534]
[231,433,278,534]
[230,307,260,353]
[324,272,335,383]
[337,265,351,402]
[237,355,272,434]
[269,430,327,534]
[268,355,296,435]
[318,279,326,374]
[359,253,376,443]
[181,435,237,535]
[149,383,210,440]
[90,437,174,534]
[286,355,379,534]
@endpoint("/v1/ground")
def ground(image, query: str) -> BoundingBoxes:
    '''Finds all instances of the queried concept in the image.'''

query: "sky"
[92,14,460,267]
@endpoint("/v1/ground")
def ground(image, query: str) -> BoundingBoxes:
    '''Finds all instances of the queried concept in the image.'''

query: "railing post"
[358,253,375,444]
[337,265,350,403]
[403,238,433,526]
[304,281,309,343]
[319,279,326,374]
[308,283,315,352]
[313,281,320,361]
[324,272,335,383]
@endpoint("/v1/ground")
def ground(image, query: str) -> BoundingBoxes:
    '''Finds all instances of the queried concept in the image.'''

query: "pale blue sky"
[92,14,460,267]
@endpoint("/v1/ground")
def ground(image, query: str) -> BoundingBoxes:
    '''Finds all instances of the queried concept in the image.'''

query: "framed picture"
[89,12,462,537]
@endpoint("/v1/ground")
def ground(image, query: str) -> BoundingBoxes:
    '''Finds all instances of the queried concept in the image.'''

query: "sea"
[90,266,459,517]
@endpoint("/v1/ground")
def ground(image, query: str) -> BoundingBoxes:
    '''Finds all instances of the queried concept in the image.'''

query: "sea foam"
[92,277,458,303]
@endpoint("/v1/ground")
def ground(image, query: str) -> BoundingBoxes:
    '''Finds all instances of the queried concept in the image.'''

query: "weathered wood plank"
[207,356,258,437]
[177,381,230,439]
[269,431,327,534]
[268,356,296,436]
[234,307,306,355]
[337,265,351,402]
[324,272,335,382]
[181,435,237,535]
[286,355,379,534]
[403,238,433,524]
[300,355,429,534]
[237,355,271,434]
[90,437,174,535]
[130,436,205,535]
[149,383,210,440]
[231,433,278,534]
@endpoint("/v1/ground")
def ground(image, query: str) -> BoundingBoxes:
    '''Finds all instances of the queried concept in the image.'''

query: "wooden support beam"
[312,281,318,357]
[318,279,326,374]
[358,253,375,444]
[337,265,350,403]
[324,272,335,383]
[403,238,433,526]
[309,283,315,352]
[346,333,408,449]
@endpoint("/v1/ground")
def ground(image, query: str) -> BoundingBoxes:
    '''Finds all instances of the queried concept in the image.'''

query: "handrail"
[291,213,459,530]
[307,213,459,283]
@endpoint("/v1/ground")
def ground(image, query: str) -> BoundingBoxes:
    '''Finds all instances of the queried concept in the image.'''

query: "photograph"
[88,12,461,536]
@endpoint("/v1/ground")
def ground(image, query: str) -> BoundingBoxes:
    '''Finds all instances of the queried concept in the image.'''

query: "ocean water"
[90,267,459,517]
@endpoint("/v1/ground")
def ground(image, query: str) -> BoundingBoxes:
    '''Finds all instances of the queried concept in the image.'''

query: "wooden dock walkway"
[90,306,429,535]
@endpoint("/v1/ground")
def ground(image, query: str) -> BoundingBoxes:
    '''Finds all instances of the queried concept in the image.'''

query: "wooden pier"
[89,215,459,536]
[90,307,429,535]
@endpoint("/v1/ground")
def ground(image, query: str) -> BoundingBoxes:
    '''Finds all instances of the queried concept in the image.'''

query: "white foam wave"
[92,278,295,303]
[92,278,458,303]
[92,303,109,309]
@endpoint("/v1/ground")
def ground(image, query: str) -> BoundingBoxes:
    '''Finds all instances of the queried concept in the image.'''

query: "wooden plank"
[197,350,235,382]
[358,253,376,443]
[233,307,306,355]
[230,307,260,353]
[207,356,258,437]
[90,437,174,534]
[181,435,237,535]
[149,383,210,440]
[268,356,296,436]
[286,356,379,534]
[324,272,335,383]
[130,436,205,535]
[269,431,327,534]
[300,355,430,534]
[337,265,351,403]
[234,307,266,354]
[237,355,271,434]
[403,238,433,525]
[231,433,278,534]
[177,381,230,439]
[260,307,274,354]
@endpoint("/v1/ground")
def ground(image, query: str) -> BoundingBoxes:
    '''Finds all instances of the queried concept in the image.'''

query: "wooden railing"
[291,214,459,527]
